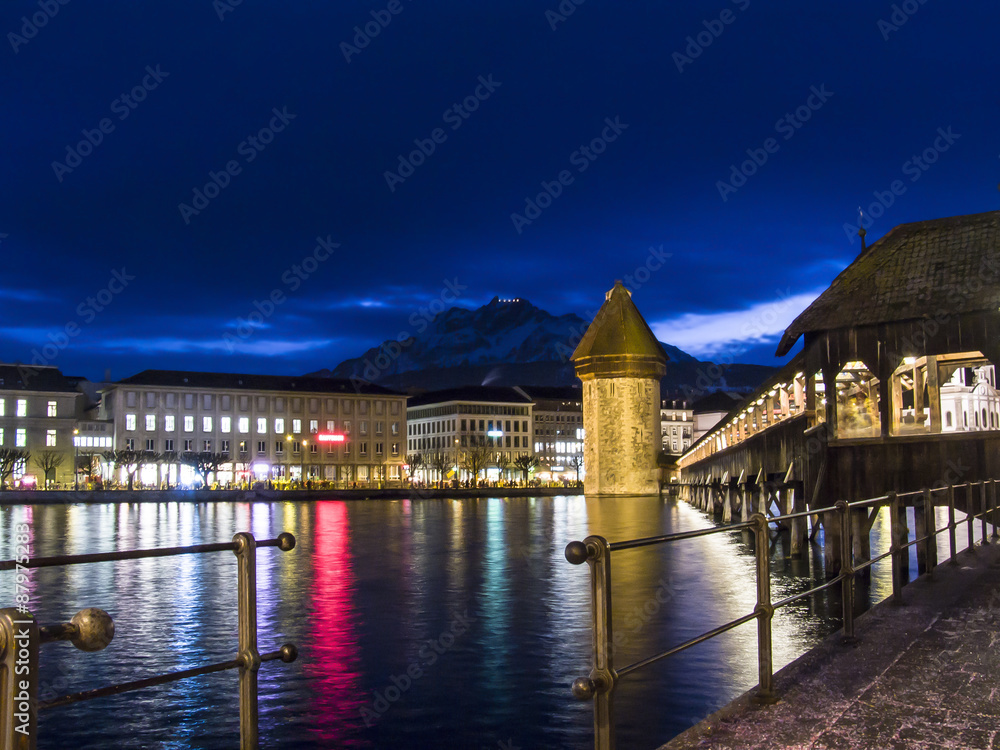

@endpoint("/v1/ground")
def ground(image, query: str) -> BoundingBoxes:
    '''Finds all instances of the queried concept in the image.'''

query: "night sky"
[3,0,997,380]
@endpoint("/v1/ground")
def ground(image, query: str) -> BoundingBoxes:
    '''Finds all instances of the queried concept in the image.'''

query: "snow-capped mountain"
[323,296,696,382]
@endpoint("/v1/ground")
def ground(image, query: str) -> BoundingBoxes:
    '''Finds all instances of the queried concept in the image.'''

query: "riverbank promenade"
[662,541,1000,750]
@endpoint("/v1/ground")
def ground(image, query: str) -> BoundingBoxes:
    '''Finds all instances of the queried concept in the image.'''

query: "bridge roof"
[571,281,667,363]
[776,210,1000,356]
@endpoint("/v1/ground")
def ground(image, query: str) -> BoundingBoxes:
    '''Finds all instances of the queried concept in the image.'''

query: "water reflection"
[0,495,938,750]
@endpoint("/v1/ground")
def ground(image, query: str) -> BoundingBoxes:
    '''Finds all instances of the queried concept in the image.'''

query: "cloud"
[0,288,51,303]
[98,337,335,357]
[651,290,822,359]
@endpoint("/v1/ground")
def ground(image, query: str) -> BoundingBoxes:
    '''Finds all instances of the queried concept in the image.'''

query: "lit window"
[238,417,249,434]
[275,418,285,434]
[292,419,301,433]
[203,416,213,432]
[47,401,57,417]
[46,430,56,447]
[146,415,156,431]
[257,418,267,434]
[16,429,26,447]
[184,416,194,432]
[221,417,231,432]
[0,400,4,416]
[326,420,335,431]
[16,400,27,417]
[0,428,4,445]
[126,414,137,431]
[309,420,318,433]
[165,415,175,432]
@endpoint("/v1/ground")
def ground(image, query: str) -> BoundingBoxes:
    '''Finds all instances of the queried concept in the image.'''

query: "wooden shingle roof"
[776,210,1000,356]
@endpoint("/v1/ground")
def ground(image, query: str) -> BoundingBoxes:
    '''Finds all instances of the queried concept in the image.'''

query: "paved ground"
[661,541,1000,750]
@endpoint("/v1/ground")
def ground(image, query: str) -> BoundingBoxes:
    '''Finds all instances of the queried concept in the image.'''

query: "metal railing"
[0,531,298,750]
[565,479,999,750]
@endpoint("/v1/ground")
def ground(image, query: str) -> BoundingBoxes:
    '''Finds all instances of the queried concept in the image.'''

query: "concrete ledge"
[660,541,1000,749]
[0,486,582,504]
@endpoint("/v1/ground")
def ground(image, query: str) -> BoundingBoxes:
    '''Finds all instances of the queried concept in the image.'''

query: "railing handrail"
[0,531,298,750]
[567,478,1000,750]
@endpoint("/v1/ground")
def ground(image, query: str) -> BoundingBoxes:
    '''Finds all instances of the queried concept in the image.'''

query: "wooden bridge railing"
[565,478,999,750]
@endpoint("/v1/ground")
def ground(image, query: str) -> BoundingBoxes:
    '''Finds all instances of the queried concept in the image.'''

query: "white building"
[406,386,534,483]
[516,385,584,482]
[660,398,693,455]
[100,370,407,487]
[941,364,999,432]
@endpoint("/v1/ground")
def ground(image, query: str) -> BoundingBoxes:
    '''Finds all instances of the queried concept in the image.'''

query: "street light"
[301,439,308,486]
[73,428,79,491]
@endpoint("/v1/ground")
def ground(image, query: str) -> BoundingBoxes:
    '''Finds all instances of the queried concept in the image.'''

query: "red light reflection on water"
[306,501,366,745]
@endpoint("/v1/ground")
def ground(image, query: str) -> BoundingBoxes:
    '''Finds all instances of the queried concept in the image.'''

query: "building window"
[221,440,229,454]
[126,414,137,431]
[309,420,318,433]
[238,417,249,434]
[257,397,267,411]
[165,415,175,432]
[184,439,193,452]
[221,395,231,410]
[275,397,285,412]
[202,394,213,410]
[126,391,137,407]
[360,422,368,436]
[239,396,249,411]
[375,442,383,455]
[203,440,211,451]
[126,438,135,450]
[375,421,383,435]
[326,420,335,431]
[146,439,155,451]
[165,393,176,408]
[292,419,301,433]
[310,443,318,454]
[221,416,231,432]
[359,442,368,456]
[292,398,302,412]
[238,440,248,454]
[275,418,285,434]
[146,415,156,431]
[257,441,266,455]
[391,422,399,436]
[292,441,301,455]
[0,400,4,417]
[344,420,351,434]
[0,428,4,445]
[46,429,57,447]
[257,418,267,434]
[184,394,194,409]
[165,439,174,452]
[184,416,194,433]
[391,443,399,456]
[276,441,285,454]
[47,401,57,417]
[203,417,213,433]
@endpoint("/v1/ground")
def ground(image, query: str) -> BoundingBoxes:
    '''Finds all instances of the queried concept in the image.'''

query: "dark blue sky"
[2,0,997,380]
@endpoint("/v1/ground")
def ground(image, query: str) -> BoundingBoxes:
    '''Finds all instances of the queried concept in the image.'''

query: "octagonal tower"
[571,281,667,495]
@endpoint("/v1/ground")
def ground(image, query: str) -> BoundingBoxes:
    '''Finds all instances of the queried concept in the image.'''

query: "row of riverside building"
[0,363,734,489]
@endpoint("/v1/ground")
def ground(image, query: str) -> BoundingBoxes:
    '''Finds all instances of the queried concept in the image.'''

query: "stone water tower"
[571,281,667,495]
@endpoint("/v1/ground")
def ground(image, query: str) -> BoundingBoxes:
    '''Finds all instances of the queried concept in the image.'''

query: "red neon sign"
[317,433,346,443]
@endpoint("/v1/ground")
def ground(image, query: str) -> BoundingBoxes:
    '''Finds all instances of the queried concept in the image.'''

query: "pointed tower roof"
[572,281,668,379]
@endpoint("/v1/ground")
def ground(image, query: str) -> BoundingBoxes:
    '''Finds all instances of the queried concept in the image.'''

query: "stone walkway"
[661,542,1000,750]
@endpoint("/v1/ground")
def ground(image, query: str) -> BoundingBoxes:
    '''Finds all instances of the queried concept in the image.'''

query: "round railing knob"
[279,643,298,663]
[71,608,115,652]
[565,541,590,565]
[277,532,296,552]
[571,677,597,700]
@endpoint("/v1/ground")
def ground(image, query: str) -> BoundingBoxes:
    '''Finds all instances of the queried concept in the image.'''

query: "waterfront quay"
[661,540,1000,750]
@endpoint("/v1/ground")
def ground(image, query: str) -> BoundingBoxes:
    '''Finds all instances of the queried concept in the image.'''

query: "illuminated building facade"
[406,386,534,483]
[516,385,584,481]
[0,364,84,487]
[100,370,406,486]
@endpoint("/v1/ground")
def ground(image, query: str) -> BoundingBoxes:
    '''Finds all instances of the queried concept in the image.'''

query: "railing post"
[992,479,999,540]
[888,492,903,604]
[836,501,856,641]
[566,536,616,750]
[967,483,975,551]
[913,493,928,575]
[923,488,937,574]
[750,513,777,704]
[0,609,37,750]
[980,481,989,545]
[233,532,260,750]
[947,484,957,564]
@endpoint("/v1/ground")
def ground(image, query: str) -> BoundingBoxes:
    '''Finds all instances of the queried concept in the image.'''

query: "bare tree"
[569,455,584,485]
[181,452,228,488]
[0,448,31,490]
[34,451,65,489]
[494,452,512,482]
[427,452,450,486]
[405,453,423,481]
[461,445,492,487]
[102,449,146,491]
[513,454,540,485]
